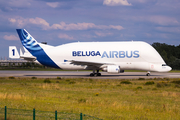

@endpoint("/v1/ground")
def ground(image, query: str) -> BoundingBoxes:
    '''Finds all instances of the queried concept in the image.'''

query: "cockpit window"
[162,64,167,66]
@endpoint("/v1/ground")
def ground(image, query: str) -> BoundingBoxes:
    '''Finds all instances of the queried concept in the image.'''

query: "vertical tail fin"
[16,29,42,55]
[9,46,20,59]
[16,29,60,68]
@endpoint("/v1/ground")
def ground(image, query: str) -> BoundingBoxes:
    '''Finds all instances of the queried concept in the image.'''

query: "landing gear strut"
[90,70,101,77]
[146,71,150,76]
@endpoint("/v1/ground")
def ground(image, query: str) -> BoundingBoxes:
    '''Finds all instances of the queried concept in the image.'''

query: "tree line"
[152,42,180,70]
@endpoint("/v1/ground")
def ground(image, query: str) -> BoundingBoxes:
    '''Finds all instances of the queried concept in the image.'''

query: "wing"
[66,60,114,69]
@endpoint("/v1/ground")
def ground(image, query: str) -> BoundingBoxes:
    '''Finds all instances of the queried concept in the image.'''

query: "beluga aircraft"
[9,29,172,76]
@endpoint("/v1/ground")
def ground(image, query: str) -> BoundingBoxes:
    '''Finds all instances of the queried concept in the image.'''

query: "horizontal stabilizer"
[20,47,36,61]
[20,56,36,61]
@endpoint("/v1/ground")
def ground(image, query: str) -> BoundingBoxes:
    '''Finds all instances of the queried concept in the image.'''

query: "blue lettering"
[133,51,139,58]
[126,51,132,58]
[77,51,81,56]
[91,51,95,56]
[12,49,15,56]
[96,51,101,56]
[112,51,118,58]
[82,51,86,56]
[109,51,111,58]
[72,51,76,56]
[119,51,125,58]
[101,51,109,58]
[86,51,90,56]
[72,50,139,58]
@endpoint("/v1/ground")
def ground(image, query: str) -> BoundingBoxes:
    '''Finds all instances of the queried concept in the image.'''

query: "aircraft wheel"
[94,73,97,77]
[146,73,150,76]
[90,73,94,77]
[97,73,101,76]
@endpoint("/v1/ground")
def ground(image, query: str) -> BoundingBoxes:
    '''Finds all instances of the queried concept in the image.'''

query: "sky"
[0,0,180,58]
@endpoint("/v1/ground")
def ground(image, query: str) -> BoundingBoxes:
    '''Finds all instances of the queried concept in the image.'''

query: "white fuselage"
[40,41,171,72]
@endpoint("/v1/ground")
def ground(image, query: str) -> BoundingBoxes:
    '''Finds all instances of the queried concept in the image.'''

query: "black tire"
[94,73,97,77]
[97,73,101,76]
[90,73,94,76]
[146,73,150,76]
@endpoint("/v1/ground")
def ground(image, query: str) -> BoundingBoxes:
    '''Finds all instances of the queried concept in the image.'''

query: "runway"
[0,70,180,79]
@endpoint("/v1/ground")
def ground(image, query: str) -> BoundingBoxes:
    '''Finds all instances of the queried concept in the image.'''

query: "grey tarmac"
[0,70,180,79]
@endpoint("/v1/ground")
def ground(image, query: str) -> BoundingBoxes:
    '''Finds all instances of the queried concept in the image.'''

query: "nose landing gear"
[146,71,151,76]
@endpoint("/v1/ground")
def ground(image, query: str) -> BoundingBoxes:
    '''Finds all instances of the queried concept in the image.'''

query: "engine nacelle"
[102,65,123,74]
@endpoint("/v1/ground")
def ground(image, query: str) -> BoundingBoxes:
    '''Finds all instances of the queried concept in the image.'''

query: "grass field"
[0,77,180,120]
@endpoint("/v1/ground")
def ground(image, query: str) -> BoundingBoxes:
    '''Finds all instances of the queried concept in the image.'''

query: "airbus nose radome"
[162,65,172,72]
[167,66,172,72]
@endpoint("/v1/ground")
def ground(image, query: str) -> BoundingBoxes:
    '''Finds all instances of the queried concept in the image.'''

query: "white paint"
[10,29,172,74]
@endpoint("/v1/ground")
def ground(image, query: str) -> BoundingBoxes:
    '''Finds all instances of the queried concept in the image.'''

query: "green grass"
[0,77,180,120]
[169,70,180,73]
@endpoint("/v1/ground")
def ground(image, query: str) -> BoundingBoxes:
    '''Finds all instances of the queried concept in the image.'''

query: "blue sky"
[0,0,180,58]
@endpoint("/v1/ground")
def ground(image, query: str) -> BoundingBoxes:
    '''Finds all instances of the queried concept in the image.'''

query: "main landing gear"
[146,71,150,76]
[90,70,101,77]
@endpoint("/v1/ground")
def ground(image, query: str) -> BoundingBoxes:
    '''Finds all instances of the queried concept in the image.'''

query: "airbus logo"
[72,51,139,58]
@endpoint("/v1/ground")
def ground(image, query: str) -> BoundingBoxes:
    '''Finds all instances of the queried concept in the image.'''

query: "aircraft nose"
[167,66,172,71]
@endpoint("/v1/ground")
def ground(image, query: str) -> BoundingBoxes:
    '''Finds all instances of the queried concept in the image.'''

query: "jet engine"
[102,65,124,73]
